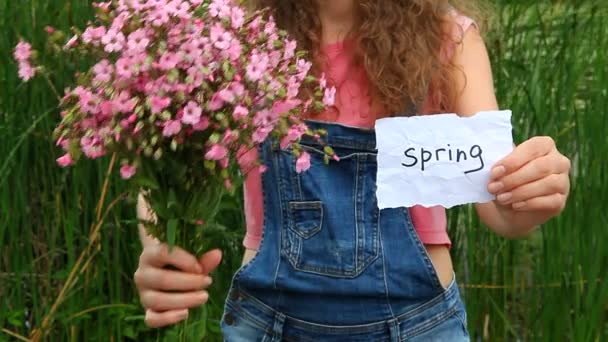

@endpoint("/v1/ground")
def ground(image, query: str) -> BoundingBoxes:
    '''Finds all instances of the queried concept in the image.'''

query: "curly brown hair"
[247,0,488,116]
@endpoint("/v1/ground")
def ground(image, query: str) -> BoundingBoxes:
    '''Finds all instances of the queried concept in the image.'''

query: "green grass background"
[1,0,606,341]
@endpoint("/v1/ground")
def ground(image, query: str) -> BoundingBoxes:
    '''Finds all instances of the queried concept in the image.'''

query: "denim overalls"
[221,121,469,341]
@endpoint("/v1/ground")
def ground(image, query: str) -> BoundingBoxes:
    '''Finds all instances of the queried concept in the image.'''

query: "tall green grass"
[1,1,606,341]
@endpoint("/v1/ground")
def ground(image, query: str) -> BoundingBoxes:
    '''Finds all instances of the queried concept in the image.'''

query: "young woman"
[134,1,571,340]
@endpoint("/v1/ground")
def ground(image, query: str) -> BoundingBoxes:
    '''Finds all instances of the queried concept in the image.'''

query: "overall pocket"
[276,143,379,278]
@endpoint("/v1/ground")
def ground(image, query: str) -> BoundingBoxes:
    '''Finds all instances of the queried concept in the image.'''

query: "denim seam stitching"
[402,207,444,292]
[394,285,456,323]
[274,143,287,290]
[289,201,323,239]
[226,301,274,335]
[400,306,458,341]
[354,153,362,273]
[380,215,397,319]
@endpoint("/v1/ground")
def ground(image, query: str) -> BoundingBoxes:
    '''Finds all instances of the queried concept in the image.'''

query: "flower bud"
[209,132,221,144]
[160,111,172,121]
[135,121,145,133]
[153,148,163,160]
[144,146,154,157]
[204,160,216,171]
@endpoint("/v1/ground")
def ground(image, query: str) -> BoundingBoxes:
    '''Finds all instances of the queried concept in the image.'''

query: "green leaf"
[167,219,178,250]
[132,175,159,190]
[167,188,178,211]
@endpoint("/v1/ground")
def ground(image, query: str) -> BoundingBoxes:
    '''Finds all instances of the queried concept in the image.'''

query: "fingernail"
[201,276,213,288]
[199,291,209,302]
[513,202,526,209]
[492,166,506,178]
[497,192,512,203]
[488,182,504,193]
[178,309,189,320]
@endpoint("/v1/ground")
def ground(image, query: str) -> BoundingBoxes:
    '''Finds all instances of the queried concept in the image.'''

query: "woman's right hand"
[134,242,223,327]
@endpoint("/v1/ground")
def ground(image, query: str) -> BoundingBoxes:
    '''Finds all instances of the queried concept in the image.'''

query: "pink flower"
[233,105,248,120]
[78,90,100,114]
[127,29,150,52]
[229,82,245,97]
[323,87,337,106]
[93,1,112,11]
[253,109,278,128]
[287,76,301,98]
[210,24,233,50]
[93,59,113,84]
[224,179,232,189]
[246,53,269,82]
[225,40,242,61]
[186,66,204,87]
[56,154,74,167]
[296,151,311,173]
[296,59,312,80]
[110,12,129,32]
[99,100,115,118]
[205,144,228,161]
[280,123,307,149]
[162,119,182,137]
[231,7,245,29]
[222,130,239,145]
[81,136,106,159]
[319,73,327,89]
[181,41,202,63]
[157,52,180,70]
[17,62,36,81]
[272,99,301,117]
[101,29,125,53]
[208,92,225,111]
[284,39,297,60]
[218,88,235,103]
[148,8,170,27]
[65,35,79,48]
[120,164,137,179]
[182,101,202,125]
[248,16,261,31]
[172,1,192,19]
[252,126,272,143]
[82,26,106,45]
[150,96,171,114]
[191,116,209,131]
[115,57,133,79]
[209,0,231,18]
[13,41,32,62]
[113,91,136,113]
[264,18,277,35]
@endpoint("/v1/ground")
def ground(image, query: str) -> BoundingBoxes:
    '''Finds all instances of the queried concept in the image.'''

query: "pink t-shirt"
[242,14,476,250]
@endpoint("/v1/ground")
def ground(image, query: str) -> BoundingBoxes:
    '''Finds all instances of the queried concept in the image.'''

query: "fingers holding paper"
[488,136,571,214]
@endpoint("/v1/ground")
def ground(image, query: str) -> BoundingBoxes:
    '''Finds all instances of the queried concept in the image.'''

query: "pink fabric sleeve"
[240,149,265,250]
[409,206,450,245]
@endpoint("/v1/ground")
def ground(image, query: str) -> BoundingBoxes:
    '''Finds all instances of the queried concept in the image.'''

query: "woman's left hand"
[487,136,571,228]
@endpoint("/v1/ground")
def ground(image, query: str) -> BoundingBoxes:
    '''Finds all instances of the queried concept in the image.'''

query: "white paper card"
[375,110,514,209]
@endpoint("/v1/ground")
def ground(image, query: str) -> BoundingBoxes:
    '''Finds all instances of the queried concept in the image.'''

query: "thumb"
[199,249,223,274]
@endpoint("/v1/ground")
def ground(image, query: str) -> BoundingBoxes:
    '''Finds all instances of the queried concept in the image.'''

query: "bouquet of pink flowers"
[15,0,335,338]
[14,0,336,250]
